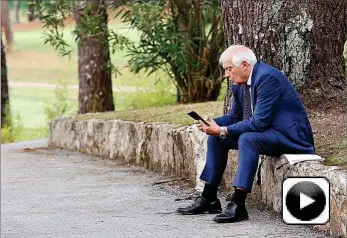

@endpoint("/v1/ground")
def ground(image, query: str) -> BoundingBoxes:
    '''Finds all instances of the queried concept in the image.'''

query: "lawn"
[10,21,149,86]
[75,101,225,127]
[4,20,182,142]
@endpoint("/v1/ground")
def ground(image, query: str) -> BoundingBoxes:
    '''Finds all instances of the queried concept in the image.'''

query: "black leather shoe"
[176,197,222,215]
[213,201,248,223]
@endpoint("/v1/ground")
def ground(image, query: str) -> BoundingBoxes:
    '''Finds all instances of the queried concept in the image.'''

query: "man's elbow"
[252,118,271,131]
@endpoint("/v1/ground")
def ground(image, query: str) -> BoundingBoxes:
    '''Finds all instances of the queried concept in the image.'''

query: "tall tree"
[75,1,115,113]
[115,0,225,103]
[1,38,10,128]
[221,0,347,113]
[31,0,117,114]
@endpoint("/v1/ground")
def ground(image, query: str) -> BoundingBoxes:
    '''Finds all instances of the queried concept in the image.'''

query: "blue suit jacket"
[215,61,315,154]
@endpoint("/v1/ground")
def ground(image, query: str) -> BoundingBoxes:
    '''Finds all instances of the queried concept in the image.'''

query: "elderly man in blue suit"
[176,45,315,223]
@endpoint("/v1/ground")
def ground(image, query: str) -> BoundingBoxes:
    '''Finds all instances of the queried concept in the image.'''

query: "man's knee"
[238,132,258,148]
[207,136,229,156]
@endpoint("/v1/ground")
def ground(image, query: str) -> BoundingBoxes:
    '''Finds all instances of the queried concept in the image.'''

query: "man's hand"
[196,116,222,136]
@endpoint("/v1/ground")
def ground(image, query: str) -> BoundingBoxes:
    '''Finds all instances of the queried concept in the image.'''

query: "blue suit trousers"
[200,129,288,191]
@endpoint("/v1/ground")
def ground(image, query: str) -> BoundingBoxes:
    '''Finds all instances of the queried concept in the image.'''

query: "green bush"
[1,104,24,143]
[114,0,224,103]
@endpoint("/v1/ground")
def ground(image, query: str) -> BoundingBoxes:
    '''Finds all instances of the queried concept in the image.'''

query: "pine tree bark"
[75,0,115,114]
[221,0,347,113]
[1,38,10,128]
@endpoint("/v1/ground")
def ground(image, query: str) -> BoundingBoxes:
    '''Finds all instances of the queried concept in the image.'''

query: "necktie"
[243,84,252,120]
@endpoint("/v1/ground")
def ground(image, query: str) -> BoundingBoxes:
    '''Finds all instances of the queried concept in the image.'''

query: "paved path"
[1,140,329,238]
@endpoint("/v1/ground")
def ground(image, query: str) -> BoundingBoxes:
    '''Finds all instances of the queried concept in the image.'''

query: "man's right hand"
[196,120,204,132]
[196,116,211,132]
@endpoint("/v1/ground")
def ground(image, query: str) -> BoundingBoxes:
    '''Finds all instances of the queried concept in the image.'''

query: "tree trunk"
[221,0,347,113]
[1,1,14,48]
[75,0,115,114]
[1,38,10,128]
[15,1,21,24]
[27,1,36,22]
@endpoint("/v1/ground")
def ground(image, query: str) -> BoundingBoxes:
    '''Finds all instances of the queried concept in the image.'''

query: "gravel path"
[1,140,329,238]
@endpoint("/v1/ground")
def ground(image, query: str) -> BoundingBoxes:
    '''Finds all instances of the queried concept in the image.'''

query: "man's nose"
[224,73,232,80]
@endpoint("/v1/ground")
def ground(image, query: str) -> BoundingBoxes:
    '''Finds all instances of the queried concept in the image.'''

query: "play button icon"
[282,177,330,224]
[300,193,315,209]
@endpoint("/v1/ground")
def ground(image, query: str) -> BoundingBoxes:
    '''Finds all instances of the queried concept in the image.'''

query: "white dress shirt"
[247,68,253,113]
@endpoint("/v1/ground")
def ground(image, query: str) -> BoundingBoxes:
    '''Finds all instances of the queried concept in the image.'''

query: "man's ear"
[241,61,248,70]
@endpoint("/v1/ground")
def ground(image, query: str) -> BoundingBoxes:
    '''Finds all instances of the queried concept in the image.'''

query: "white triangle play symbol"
[300,193,315,209]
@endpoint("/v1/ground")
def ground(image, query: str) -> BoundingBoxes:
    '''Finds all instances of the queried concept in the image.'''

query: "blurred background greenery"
[3,2,227,142]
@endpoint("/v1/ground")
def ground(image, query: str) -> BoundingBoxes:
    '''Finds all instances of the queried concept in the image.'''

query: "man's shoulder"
[256,61,283,75]
[254,62,287,83]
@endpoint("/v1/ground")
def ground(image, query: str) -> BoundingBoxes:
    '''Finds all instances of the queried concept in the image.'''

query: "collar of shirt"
[247,67,254,112]
[247,67,253,86]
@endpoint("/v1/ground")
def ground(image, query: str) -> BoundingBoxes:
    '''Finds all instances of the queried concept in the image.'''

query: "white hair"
[219,45,257,67]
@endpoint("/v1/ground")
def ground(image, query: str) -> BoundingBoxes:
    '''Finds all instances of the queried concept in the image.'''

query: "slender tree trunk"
[75,0,115,114]
[1,1,14,48]
[1,38,10,128]
[176,86,181,103]
[221,0,347,112]
[28,1,35,22]
[15,1,21,24]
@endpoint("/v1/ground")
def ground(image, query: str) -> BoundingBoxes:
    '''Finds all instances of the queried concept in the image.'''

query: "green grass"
[14,29,62,53]
[10,22,172,86]
[323,157,347,168]
[9,83,178,126]
[115,90,176,110]
[74,101,224,127]
[15,127,48,142]
[7,80,179,141]
[9,87,78,129]
[10,67,77,84]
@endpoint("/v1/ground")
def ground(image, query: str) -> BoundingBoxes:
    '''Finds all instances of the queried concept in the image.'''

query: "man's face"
[223,59,249,85]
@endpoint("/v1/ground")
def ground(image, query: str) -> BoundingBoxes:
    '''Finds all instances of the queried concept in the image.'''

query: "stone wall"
[49,118,199,183]
[49,118,346,237]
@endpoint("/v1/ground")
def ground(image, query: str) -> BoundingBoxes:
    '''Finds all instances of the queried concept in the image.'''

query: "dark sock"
[232,189,248,206]
[202,183,218,202]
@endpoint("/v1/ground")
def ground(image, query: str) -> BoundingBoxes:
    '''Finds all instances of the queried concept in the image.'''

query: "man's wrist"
[223,126,228,135]
[219,126,227,139]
